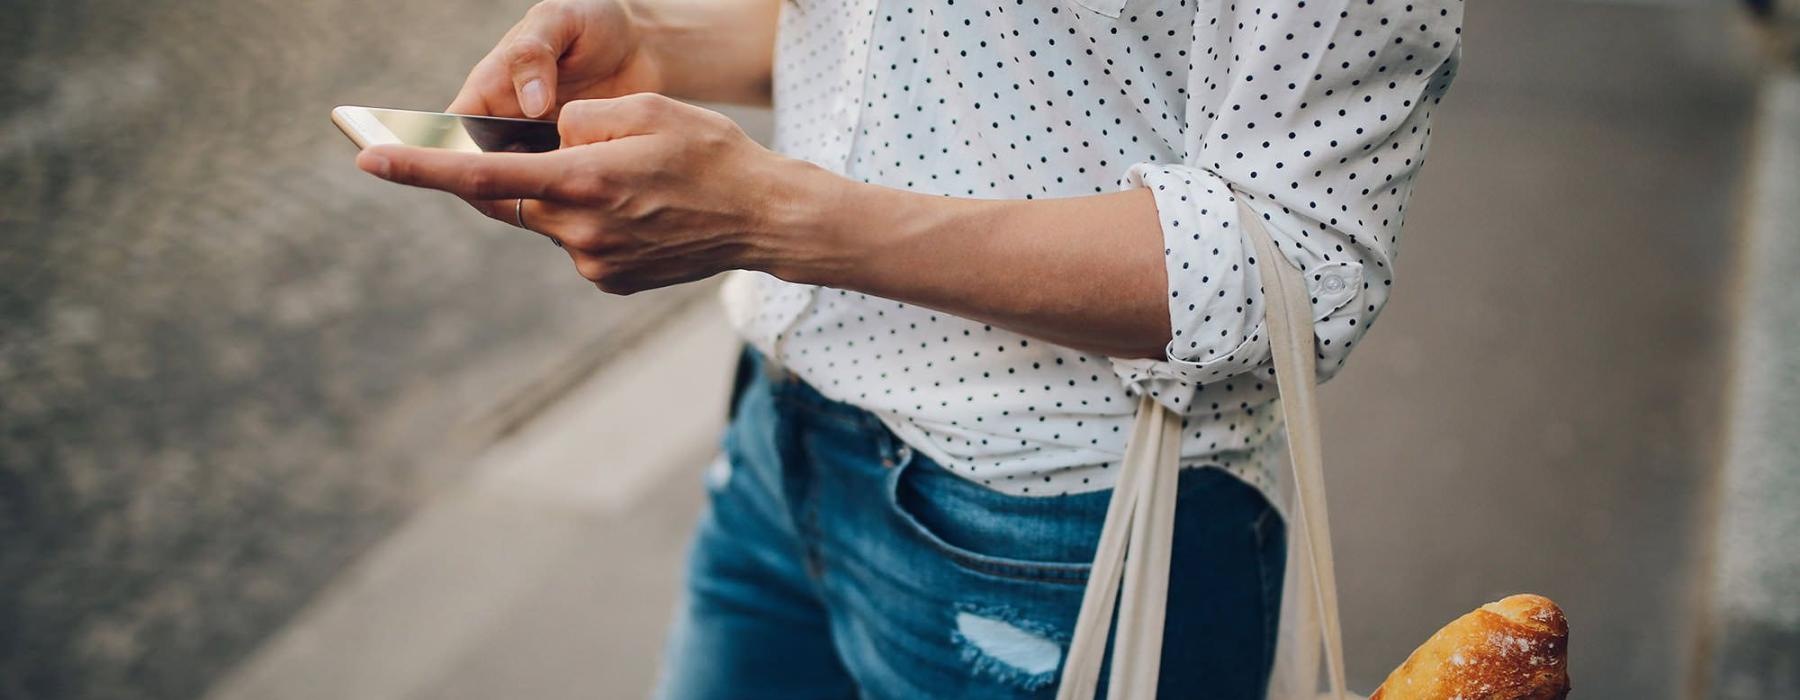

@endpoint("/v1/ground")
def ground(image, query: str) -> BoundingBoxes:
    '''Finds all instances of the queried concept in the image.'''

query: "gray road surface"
[0,1,703,697]
[1322,2,1754,696]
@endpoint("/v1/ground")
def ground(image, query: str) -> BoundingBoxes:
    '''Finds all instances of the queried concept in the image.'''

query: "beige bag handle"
[1056,195,1348,700]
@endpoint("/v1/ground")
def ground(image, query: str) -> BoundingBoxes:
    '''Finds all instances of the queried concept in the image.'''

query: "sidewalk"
[203,300,738,700]
[1702,68,1800,700]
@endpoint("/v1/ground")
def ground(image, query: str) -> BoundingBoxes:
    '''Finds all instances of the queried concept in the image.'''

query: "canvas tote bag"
[1056,195,1350,700]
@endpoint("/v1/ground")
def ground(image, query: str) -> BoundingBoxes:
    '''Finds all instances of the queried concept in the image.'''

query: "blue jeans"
[655,350,1285,699]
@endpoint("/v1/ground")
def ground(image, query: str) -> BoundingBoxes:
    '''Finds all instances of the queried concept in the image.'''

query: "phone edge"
[330,106,400,149]
[365,105,555,125]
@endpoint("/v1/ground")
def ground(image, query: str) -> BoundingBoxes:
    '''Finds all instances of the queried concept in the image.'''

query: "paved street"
[1321,2,1754,695]
[2,1,704,697]
[1,1,755,696]
[206,300,738,700]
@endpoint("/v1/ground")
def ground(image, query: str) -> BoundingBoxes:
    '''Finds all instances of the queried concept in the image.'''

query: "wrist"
[751,165,1006,296]
[748,160,873,287]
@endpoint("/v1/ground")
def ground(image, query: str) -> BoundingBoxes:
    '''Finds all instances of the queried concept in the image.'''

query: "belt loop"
[869,412,913,469]
[760,356,781,382]
[760,351,793,385]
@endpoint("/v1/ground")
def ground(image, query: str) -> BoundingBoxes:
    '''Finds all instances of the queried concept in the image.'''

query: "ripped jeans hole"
[704,453,733,491]
[951,606,1067,690]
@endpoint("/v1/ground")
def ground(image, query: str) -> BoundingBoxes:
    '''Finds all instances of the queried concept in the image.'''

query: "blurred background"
[2,0,1797,698]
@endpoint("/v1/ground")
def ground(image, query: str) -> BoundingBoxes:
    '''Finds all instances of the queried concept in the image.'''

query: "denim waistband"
[733,347,884,434]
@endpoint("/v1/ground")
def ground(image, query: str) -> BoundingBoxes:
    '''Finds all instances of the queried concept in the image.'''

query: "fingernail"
[521,80,547,117]
[362,153,390,178]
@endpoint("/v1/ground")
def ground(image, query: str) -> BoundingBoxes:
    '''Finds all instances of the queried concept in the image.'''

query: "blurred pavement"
[1702,67,1800,699]
[0,1,765,696]
[206,298,737,700]
[1,1,707,697]
[1321,1,1755,696]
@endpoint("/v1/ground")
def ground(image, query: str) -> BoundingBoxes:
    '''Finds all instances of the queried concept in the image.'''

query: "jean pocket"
[882,457,1105,585]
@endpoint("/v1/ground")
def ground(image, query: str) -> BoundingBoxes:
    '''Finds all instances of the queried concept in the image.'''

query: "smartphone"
[331,106,560,153]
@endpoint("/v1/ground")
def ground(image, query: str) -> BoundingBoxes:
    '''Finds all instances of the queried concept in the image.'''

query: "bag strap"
[1242,196,1349,700]
[1055,194,1347,700]
[1057,394,1182,699]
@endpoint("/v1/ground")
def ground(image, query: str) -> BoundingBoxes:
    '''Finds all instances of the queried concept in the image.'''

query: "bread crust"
[1369,594,1571,700]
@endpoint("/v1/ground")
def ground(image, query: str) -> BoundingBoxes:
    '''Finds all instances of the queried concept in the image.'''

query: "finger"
[468,197,567,244]
[557,93,680,146]
[504,2,580,118]
[467,198,513,224]
[448,54,521,117]
[357,145,570,200]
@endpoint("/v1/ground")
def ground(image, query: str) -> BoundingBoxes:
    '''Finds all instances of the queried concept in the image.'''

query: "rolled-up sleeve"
[1111,1,1463,409]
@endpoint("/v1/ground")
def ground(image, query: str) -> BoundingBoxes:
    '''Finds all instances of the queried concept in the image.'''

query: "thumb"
[502,3,579,117]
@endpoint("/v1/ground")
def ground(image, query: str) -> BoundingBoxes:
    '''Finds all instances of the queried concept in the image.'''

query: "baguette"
[1368,594,1571,700]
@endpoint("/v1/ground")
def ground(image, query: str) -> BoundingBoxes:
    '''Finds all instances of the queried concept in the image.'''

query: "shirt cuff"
[1108,163,1364,410]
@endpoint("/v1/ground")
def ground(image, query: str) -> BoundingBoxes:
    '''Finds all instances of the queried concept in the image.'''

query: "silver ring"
[516,199,561,247]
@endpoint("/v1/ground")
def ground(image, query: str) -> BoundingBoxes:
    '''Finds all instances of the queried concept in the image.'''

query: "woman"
[357,1,1462,697]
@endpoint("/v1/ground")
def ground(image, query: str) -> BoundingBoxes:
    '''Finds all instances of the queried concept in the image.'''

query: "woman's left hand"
[356,94,844,294]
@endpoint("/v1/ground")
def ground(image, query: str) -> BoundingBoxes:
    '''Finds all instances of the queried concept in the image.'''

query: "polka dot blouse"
[722,0,1463,497]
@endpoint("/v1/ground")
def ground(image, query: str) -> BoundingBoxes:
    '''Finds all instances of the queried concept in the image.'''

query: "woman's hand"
[357,97,1170,357]
[449,0,663,119]
[357,94,851,294]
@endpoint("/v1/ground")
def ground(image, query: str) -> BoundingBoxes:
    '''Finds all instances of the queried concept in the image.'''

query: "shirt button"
[1321,274,1347,293]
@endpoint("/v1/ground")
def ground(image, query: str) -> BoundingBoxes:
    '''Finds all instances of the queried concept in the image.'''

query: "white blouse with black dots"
[722,0,1463,498]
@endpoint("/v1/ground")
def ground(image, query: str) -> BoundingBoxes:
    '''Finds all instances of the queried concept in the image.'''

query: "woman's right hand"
[448,0,664,119]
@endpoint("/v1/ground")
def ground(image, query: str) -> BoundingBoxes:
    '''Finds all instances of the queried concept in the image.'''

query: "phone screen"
[363,108,561,153]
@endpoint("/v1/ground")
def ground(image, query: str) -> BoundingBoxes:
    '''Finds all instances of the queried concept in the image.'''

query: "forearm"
[631,0,779,106]
[764,171,1172,359]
